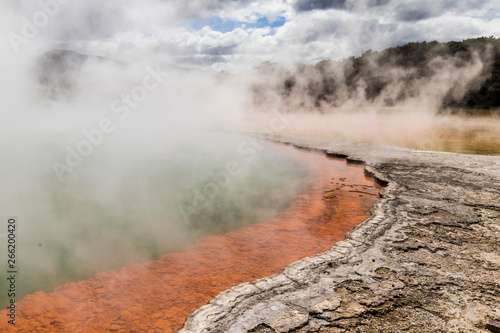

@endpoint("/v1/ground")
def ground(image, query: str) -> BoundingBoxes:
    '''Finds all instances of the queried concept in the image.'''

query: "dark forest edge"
[36,37,500,115]
[250,37,500,115]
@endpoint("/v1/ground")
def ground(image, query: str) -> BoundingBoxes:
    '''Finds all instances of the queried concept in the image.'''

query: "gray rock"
[179,136,500,333]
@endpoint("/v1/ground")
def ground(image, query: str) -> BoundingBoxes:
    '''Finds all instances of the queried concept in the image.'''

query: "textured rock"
[179,136,500,333]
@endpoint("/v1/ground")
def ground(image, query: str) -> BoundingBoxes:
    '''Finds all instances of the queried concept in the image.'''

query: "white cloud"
[3,0,500,70]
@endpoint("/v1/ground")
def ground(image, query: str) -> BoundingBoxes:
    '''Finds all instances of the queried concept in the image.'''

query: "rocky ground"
[179,137,500,333]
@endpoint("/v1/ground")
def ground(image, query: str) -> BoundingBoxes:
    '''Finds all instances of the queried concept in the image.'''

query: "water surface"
[0,132,309,308]
[0,144,382,332]
[242,112,500,155]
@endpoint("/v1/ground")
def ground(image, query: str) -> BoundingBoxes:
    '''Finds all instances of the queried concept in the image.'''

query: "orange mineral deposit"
[0,144,382,332]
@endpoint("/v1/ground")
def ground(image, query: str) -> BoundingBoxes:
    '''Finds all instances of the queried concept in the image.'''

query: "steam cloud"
[0,2,302,306]
[1,0,499,308]
[249,41,495,113]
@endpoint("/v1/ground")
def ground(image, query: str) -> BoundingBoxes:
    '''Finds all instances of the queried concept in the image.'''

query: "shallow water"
[243,112,500,155]
[0,144,382,332]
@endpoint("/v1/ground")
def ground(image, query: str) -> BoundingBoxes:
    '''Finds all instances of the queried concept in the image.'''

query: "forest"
[250,37,500,113]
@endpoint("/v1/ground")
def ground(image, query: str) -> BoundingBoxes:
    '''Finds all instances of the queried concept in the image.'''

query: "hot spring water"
[0,132,308,308]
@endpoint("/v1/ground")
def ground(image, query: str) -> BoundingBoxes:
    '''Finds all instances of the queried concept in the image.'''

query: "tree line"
[250,37,500,113]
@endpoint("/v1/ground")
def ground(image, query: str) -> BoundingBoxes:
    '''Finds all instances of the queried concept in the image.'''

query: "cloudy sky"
[4,0,500,70]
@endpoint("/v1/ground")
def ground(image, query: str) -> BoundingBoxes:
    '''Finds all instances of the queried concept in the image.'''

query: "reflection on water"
[0,144,382,332]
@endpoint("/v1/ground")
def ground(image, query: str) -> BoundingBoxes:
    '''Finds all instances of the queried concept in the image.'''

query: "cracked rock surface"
[179,137,500,333]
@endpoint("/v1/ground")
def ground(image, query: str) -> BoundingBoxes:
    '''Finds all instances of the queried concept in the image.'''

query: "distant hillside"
[34,49,205,100]
[35,49,122,99]
[250,37,500,113]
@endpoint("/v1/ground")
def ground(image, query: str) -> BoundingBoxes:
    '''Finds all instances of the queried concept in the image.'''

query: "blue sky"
[191,15,287,34]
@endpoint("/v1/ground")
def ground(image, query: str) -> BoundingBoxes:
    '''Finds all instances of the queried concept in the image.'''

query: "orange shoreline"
[0,145,382,332]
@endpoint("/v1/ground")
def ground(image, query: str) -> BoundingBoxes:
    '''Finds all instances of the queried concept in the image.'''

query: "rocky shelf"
[179,136,500,333]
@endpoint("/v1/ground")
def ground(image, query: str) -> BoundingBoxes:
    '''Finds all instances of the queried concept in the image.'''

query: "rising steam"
[1,0,499,310]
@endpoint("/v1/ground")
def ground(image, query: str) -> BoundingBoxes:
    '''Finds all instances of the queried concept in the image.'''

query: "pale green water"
[0,132,308,307]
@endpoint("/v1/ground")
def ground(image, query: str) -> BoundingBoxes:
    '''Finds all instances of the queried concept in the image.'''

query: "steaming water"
[242,112,500,155]
[0,132,308,308]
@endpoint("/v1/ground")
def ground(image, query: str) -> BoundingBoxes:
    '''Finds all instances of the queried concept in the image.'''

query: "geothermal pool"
[0,132,312,306]
[243,112,500,155]
[0,138,381,332]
